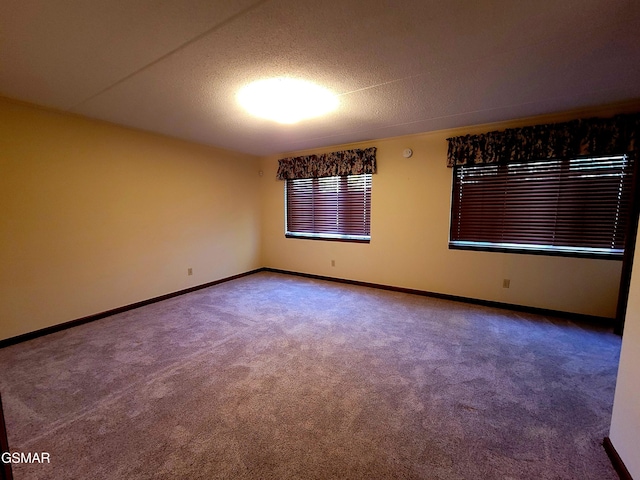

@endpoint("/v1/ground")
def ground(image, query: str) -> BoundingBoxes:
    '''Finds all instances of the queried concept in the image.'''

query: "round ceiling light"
[237,77,339,124]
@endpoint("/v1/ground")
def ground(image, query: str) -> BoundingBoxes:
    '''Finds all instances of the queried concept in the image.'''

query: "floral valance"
[446,113,640,167]
[276,147,377,180]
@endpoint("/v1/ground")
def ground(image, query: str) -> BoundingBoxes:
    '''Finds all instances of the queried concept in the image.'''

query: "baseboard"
[604,437,634,480]
[0,269,264,349]
[262,268,614,327]
[1,266,614,349]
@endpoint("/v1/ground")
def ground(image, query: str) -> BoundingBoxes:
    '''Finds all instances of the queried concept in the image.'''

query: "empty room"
[1,1,640,479]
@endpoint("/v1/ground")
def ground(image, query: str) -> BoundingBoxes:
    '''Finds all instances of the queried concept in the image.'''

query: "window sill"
[449,241,623,260]
[285,232,370,243]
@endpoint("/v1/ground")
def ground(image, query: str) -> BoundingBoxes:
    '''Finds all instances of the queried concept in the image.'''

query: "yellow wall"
[0,98,261,341]
[2,95,637,467]
[260,108,636,318]
[2,97,636,342]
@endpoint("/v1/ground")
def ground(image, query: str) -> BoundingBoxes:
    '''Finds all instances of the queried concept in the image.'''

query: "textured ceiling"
[2,0,640,156]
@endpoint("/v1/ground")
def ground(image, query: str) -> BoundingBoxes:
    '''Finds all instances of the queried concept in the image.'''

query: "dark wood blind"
[286,174,371,241]
[450,155,635,257]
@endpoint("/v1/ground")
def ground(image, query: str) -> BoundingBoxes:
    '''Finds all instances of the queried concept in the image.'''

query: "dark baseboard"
[604,437,634,480]
[0,269,263,349]
[262,268,614,327]
[1,266,615,349]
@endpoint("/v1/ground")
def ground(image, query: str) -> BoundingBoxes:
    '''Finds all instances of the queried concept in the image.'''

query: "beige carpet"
[0,272,621,479]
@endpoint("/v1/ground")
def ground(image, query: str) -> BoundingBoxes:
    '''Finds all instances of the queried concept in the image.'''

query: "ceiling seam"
[67,0,271,112]
[338,74,427,97]
[284,87,636,147]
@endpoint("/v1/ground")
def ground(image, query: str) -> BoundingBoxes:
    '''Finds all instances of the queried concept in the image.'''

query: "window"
[285,174,371,242]
[450,155,635,258]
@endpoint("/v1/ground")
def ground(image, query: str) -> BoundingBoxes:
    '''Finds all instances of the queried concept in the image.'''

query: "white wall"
[609,223,640,477]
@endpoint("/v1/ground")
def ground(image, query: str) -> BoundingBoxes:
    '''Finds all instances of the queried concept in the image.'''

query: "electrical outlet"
[503,279,510,288]
[331,260,335,267]
[188,268,193,276]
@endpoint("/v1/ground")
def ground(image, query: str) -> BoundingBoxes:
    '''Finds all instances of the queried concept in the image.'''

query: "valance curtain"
[446,113,640,167]
[276,147,377,180]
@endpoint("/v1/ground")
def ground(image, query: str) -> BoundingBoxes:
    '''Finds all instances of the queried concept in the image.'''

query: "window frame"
[449,155,634,259]
[284,173,372,243]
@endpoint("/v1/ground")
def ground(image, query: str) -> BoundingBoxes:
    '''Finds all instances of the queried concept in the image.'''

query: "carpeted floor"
[0,272,621,479]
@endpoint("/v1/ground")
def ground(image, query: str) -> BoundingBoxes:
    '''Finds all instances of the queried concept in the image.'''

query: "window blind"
[286,174,371,241]
[450,155,634,257]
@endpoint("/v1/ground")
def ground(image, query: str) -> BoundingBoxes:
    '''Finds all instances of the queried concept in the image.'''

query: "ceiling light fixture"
[237,78,339,124]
